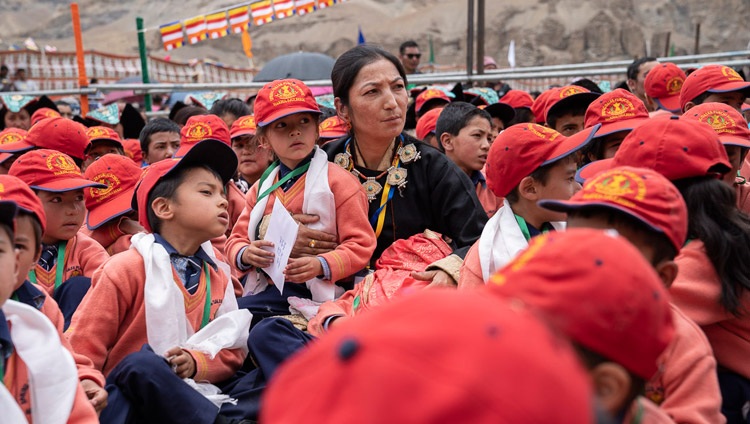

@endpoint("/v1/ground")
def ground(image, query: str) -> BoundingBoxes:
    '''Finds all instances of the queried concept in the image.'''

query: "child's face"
[232,135,273,184]
[0,227,19,306]
[37,189,86,244]
[535,157,581,222]
[444,116,493,175]
[703,91,746,113]
[723,145,746,186]
[13,214,40,290]
[553,113,585,136]
[166,167,229,241]
[567,213,657,264]
[83,142,124,170]
[599,132,627,160]
[260,113,318,169]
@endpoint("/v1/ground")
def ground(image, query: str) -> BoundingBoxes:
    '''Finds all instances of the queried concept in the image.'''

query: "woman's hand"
[242,240,275,268]
[291,214,338,257]
[285,256,323,283]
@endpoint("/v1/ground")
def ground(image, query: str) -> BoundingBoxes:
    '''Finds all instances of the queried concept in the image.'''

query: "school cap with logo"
[485,122,600,197]
[577,117,732,183]
[0,175,46,233]
[488,228,675,380]
[540,166,688,251]
[85,126,124,153]
[415,87,452,114]
[0,128,27,147]
[133,139,238,232]
[30,108,61,127]
[229,115,257,139]
[544,85,601,124]
[254,79,322,127]
[24,116,90,161]
[121,138,143,165]
[500,89,534,109]
[680,65,750,111]
[0,128,31,165]
[681,102,750,148]
[531,88,556,124]
[8,149,106,193]
[318,116,349,140]
[645,62,687,113]
[584,88,650,138]
[415,107,442,140]
[175,114,231,157]
[84,154,142,230]
[262,289,596,424]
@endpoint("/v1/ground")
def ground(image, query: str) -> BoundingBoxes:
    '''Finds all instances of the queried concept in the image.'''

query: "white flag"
[507,40,516,69]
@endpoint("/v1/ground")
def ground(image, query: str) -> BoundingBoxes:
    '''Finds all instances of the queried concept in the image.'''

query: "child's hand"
[81,379,108,414]
[241,240,275,268]
[284,256,323,283]
[118,216,146,235]
[166,347,196,379]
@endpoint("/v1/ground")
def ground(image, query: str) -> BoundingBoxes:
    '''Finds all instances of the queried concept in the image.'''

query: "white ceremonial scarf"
[244,146,342,303]
[478,199,565,281]
[0,300,78,424]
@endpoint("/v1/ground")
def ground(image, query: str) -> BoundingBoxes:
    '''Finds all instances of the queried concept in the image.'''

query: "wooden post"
[71,3,89,115]
[694,23,700,55]
[136,17,152,112]
[664,32,671,57]
[476,0,485,75]
[467,0,474,76]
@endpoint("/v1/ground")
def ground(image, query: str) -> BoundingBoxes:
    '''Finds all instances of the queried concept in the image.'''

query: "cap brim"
[319,131,348,139]
[543,124,601,166]
[86,186,136,230]
[707,82,750,95]
[0,201,18,230]
[0,139,35,153]
[0,152,14,165]
[594,117,649,139]
[718,134,750,149]
[171,139,238,186]
[257,108,322,127]
[85,138,124,154]
[230,129,256,138]
[575,158,614,184]
[485,103,516,125]
[742,103,750,112]
[654,96,681,113]
[31,178,107,193]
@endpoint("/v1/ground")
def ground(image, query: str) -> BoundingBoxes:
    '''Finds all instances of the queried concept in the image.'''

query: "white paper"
[262,198,299,294]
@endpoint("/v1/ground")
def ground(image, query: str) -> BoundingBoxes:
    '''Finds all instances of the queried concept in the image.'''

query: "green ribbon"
[256,161,311,202]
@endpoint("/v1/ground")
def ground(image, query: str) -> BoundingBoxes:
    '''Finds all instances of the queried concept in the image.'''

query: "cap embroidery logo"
[185,122,212,143]
[90,172,121,201]
[86,127,108,139]
[665,77,684,95]
[601,98,636,121]
[420,89,444,101]
[721,66,743,81]
[43,110,58,118]
[0,183,4,195]
[46,153,79,176]
[489,234,551,286]
[236,116,256,129]
[583,169,646,208]
[320,119,336,130]
[0,133,22,145]
[527,124,560,142]
[560,86,586,98]
[269,82,304,107]
[700,110,736,134]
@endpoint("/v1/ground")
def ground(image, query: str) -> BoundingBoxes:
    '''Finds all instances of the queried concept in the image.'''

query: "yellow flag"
[241,28,253,59]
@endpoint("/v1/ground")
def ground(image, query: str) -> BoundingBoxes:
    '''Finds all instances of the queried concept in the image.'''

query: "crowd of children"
[0,45,750,423]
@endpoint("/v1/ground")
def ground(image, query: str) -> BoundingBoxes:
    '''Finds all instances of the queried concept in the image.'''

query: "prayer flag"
[251,0,274,26]
[206,12,229,39]
[228,6,250,34]
[316,0,334,9]
[160,21,184,51]
[184,16,208,44]
[294,0,316,15]
[273,0,295,19]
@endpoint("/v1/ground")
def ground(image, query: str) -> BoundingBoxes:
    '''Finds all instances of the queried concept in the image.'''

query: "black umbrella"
[254,52,336,82]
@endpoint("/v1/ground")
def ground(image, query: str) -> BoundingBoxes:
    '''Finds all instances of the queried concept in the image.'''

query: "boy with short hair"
[138,117,181,165]
[500,89,536,125]
[83,125,125,170]
[456,122,599,288]
[8,149,109,328]
[541,166,725,424]
[67,138,253,423]
[544,85,600,136]
[680,64,750,113]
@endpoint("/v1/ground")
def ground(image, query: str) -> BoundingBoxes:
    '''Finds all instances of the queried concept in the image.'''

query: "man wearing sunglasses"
[399,40,422,74]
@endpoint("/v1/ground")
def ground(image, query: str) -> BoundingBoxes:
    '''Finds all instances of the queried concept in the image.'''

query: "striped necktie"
[171,255,201,295]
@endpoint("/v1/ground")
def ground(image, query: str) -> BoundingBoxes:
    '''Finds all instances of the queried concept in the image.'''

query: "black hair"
[547,103,588,130]
[16,210,42,256]
[434,101,491,152]
[505,161,556,204]
[0,65,8,72]
[172,106,209,127]
[332,45,407,109]
[672,176,750,315]
[399,40,419,55]
[575,344,646,414]
[507,107,534,126]
[209,98,251,121]
[139,118,181,154]
[686,92,712,107]
[146,164,222,234]
[627,57,657,81]
[0,222,13,244]
[572,78,603,94]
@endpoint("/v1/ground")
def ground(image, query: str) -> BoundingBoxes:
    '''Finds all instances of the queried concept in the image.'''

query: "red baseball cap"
[262,289,596,424]
[415,107,443,140]
[253,79,322,127]
[84,154,143,230]
[24,116,89,161]
[488,228,675,379]
[500,89,534,109]
[0,128,27,147]
[175,114,231,157]
[30,108,61,127]
[85,126,124,153]
[9,149,106,193]
[0,175,46,233]
[121,138,143,165]
[229,115,257,139]
[577,117,732,183]
[485,123,600,197]
[584,88,649,138]
[0,128,30,164]
[743,103,750,112]
[415,87,451,114]
[133,139,238,232]
[681,102,750,148]
[541,166,688,251]
[680,65,750,111]
[544,85,600,124]
[645,62,687,113]
[531,88,556,124]
[318,116,349,140]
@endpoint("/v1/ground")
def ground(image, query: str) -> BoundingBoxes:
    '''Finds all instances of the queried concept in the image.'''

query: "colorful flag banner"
[228,5,250,33]
[273,0,295,19]
[184,16,208,44]
[206,12,229,39]
[294,0,315,15]
[251,0,274,26]
[160,21,184,51]
[316,0,334,8]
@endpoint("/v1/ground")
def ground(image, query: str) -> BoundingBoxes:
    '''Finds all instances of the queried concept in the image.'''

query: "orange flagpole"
[71,3,89,115]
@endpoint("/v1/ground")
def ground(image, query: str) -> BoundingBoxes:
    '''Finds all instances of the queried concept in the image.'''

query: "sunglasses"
[405,53,421,59]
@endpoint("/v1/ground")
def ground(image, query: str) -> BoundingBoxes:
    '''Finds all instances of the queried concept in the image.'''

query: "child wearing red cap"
[414,106,442,148]
[680,64,750,113]
[8,149,109,329]
[645,62,687,117]
[67,138,255,423]
[414,87,451,118]
[541,167,724,424]
[544,85,600,136]
[317,115,349,145]
[489,229,676,423]
[81,154,145,255]
[0,199,101,423]
[227,78,376,322]
[435,102,502,217]
[229,114,273,191]
[457,123,598,288]
[500,89,536,125]
[82,126,125,171]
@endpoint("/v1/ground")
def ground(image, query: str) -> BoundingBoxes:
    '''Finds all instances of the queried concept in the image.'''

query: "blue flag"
[357,25,366,45]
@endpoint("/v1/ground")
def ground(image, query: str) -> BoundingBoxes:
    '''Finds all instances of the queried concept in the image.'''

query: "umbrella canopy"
[254,52,336,83]
[103,76,159,105]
